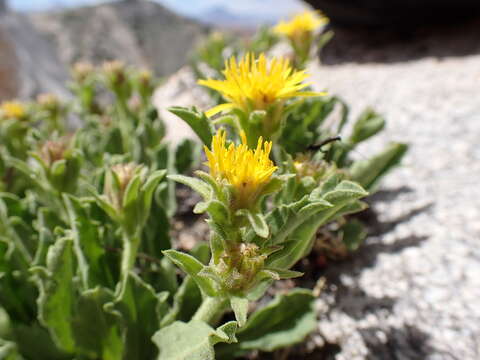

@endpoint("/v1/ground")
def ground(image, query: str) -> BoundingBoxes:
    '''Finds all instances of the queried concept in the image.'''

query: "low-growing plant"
[0,10,407,360]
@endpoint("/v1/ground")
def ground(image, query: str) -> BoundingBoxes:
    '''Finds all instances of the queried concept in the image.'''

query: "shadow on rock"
[319,17,480,65]
[367,186,413,203]
[361,325,437,360]
[358,201,433,237]
[322,234,429,280]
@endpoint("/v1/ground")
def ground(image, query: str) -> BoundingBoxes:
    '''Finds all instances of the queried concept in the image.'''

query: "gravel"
[307,23,480,360]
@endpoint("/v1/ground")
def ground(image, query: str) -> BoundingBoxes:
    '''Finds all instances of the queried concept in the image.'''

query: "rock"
[303,21,480,359]
[0,1,7,13]
[153,66,212,145]
[0,12,69,101]
[305,0,480,27]
[30,0,210,77]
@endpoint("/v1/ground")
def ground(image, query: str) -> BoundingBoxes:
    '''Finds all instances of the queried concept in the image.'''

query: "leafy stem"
[192,296,229,325]
[116,230,141,298]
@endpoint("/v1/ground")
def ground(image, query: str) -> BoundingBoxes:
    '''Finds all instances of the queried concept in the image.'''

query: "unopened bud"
[72,62,94,83]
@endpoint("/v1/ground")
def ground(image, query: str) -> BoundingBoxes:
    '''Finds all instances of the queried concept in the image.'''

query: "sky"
[9,0,306,20]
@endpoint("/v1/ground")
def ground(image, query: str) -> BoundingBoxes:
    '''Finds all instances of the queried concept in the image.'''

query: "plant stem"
[116,231,141,298]
[192,296,228,325]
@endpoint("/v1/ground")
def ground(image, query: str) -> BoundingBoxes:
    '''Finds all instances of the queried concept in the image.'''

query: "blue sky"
[9,0,305,20]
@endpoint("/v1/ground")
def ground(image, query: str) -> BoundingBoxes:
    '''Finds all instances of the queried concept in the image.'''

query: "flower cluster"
[204,130,277,210]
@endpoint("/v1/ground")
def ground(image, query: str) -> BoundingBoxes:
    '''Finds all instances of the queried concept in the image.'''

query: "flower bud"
[101,163,165,236]
[103,60,127,87]
[104,163,140,212]
[36,137,81,194]
[71,61,94,83]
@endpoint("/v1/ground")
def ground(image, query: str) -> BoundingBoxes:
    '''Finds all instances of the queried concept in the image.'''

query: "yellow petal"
[205,103,236,117]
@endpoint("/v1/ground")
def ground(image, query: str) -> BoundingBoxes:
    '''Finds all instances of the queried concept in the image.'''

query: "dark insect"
[307,136,342,153]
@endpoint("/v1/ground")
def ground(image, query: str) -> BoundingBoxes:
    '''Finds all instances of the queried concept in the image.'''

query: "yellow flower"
[1,101,26,120]
[198,53,325,117]
[274,10,328,40]
[204,129,277,209]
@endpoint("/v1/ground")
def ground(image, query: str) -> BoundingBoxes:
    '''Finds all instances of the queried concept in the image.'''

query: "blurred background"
[1,1,480,359]
[2,0,480,100]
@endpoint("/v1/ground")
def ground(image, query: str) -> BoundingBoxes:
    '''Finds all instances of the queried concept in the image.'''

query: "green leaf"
[71,287,124,360]
[244,211,269,239]
[50,159,67,178]
[341,219,367,251]
[161,276,202,326]
[0,338,22,360]
[230,296,249,327]
[267,181,367,269]
[105,273,169,360]
[265,268,303,279]
[175,139,200,174]
[141,170,166,213]
[350,142,408,191]
[63,195,110,288]
[216,289,316,358]
[322,180,368,204]
[168,106,214,146]
[153,320,237,360]
[32,238,75,353]
[13,323,69,360]
[168,174,211,200]
[85,183,120,223]
[163,250,216,297]
[349,108,385,144]
[196,200,229,226]
[123,174,142,209]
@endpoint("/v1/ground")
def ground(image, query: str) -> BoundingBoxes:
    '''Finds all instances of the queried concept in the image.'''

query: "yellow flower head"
[198,53,324,117]
[1,101,26,120]
[274,10,328,39]
[204,129,277,209]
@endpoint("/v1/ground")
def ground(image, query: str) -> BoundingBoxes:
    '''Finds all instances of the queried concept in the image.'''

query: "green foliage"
[0,16,408,360]
[217,289,316,359]
[153,320,237,360]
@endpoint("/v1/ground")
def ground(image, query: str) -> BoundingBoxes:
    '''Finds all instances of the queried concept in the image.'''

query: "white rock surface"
[307,34,480,360]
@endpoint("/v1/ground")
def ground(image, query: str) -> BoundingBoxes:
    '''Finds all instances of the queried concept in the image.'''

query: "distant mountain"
[198,5,276,29]
[30,0,210,76]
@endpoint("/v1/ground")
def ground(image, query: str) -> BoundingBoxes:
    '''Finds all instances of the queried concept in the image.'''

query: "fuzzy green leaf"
[33,238,75,353]
[105,273,169,360]
[265,268,303,279]
[349,108,385,144]
[168,174,211,200]
[71,287,124,360]
[153,320,237,360]
[163,250,216,297]
[63,195,109,288]
[168,106,213,146]
[216,289,316,358]
[341,219,367,251]
[230,296,249,327]
[241,210,269,238]
[350,142,408,191]
[161,276,202,326]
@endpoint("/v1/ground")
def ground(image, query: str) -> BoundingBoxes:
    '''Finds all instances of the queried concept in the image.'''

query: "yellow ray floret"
[204,130,277,209]
[274,10,328,38]
[198,53,325,117]
[1,101,26,120]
